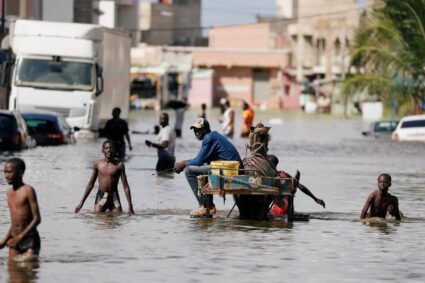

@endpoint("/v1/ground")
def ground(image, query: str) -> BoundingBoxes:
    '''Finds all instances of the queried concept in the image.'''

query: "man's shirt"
[187,131,242,166]
[157,125,176,158]
[104,118,129,143]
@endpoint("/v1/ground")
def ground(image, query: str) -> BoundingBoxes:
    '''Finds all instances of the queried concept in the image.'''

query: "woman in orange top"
[241,101,254,138]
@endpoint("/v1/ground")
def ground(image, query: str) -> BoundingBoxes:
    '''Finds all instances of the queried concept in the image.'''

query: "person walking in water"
[75,141,134,215]
[174,118,242,217]
[360,173,401,220]
[199,103,207,119]
[241,101,254,138]
[145,112,176,172]
[0,158,41,261]
[220,100,235,138]
[103,107,132,160]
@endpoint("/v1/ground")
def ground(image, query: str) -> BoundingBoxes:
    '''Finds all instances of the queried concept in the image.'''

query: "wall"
[188,69,213,108]
[43,0,73,22]
[209,23,271,49]
[213,67,252,106]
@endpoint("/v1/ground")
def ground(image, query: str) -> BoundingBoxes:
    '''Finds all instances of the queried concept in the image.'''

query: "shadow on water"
[6,260,40,283]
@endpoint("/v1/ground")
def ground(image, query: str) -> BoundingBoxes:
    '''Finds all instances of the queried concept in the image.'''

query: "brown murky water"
[1,109,424,283]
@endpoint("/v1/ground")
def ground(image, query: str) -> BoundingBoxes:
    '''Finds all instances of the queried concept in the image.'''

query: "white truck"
[3,19,130,132]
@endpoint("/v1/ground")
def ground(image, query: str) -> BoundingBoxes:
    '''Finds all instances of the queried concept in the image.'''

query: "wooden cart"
[197,168,296,221]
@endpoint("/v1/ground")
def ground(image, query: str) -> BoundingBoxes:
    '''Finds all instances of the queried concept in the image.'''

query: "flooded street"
[1,109,425,283]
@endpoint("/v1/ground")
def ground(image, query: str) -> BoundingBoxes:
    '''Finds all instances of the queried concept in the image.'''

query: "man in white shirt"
[221,100,235,138]
[145,112,176,172]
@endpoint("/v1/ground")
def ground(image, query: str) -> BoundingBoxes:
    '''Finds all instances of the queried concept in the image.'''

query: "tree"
[342,0,425,116]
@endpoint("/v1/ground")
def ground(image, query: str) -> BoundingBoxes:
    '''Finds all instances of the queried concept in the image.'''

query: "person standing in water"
[103,107,133,160]
[75,141,134,215]
[220,100,235,138]
[0,158,41,261]
[360,173,401,220]
[145,112,176,172]
[241,101,254,138]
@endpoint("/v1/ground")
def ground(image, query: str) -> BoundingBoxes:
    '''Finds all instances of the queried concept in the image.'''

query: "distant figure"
[145,112,176,172]
[219,97,227,114]
[199,103,207,119]
[241,101,254,138]
[103,107,132,160]
[360,174,401,220]
[75,141,134,215]
[220,100,235,138]
[174,118,242,217]
[0,158,41,261]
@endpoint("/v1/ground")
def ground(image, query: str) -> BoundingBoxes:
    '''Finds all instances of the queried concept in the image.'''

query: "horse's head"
[248,123,271,156]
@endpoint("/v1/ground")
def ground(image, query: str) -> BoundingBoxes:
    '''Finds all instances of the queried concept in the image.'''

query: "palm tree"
[342,0,425,116]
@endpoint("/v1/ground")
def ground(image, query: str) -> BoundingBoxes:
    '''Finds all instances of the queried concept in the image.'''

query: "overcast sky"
[201,0,370,28]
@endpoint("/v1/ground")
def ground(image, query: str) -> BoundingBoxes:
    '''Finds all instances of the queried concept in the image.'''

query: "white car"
[392,115,425,142]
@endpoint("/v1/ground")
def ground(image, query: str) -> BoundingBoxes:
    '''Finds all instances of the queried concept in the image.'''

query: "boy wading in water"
[0,158,41,261]
[360,174,401,220]
[75,141,135,215]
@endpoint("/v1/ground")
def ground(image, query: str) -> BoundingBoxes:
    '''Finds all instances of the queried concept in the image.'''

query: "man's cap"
[190,117,210,130]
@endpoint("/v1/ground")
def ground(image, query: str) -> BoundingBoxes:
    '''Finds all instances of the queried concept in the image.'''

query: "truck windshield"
[15,58,94,91]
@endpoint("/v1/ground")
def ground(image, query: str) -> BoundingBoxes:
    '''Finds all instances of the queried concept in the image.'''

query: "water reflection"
[361,218,401,235]
[7,260,39,283]
[93,213,125,230]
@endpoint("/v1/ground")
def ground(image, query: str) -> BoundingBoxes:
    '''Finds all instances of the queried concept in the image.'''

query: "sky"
[201,0,370,28]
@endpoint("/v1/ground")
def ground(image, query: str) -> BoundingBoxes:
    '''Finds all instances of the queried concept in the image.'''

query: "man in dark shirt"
[103,107,132,160]
[174,118,242,217]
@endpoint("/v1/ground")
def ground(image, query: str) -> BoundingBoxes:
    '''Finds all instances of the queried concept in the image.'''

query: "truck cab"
[2,20,129,132]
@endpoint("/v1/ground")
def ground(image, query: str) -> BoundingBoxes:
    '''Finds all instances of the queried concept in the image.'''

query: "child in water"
[0,158,41,261]
[360,173,401,220]
[75,140,134,215]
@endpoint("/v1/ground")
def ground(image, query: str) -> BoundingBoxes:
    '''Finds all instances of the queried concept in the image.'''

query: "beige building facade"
[275,0,366,111]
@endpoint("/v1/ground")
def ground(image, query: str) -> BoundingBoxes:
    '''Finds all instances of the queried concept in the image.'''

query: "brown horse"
[234,123,278,220]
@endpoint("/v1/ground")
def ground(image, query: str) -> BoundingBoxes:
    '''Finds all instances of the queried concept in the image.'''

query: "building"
[139,0,204,46]
[1,0,141,46]
[275,0,366,112]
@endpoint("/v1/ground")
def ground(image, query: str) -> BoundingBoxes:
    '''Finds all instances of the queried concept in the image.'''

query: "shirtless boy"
[0,158,41,261]
[360,173,401,220]
[75,141,135,215]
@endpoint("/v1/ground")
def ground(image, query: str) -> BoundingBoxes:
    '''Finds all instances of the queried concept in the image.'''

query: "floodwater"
[0,109,424,283]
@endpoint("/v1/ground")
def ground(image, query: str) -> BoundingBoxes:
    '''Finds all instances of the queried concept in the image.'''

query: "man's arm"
[0,227,12,249]
[298,184,325,208]
[124,121,132,150]
[7,187,41,248]
[392,197,401,220]
[360,193,374,219]
[145,140,169,149]
[125,132,132,151]
[174,160,188,173]
[186,139,214,167]
[120,163,134,215]
[75,162,98,213]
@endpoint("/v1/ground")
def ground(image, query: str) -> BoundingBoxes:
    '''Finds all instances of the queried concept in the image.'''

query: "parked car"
[0,110,36,150]
[392,115,425,142]
[362,120,399,138]
[22,112,76,146]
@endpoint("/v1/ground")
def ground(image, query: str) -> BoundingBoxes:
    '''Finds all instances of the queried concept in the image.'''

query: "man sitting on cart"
[174,118,242,217]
